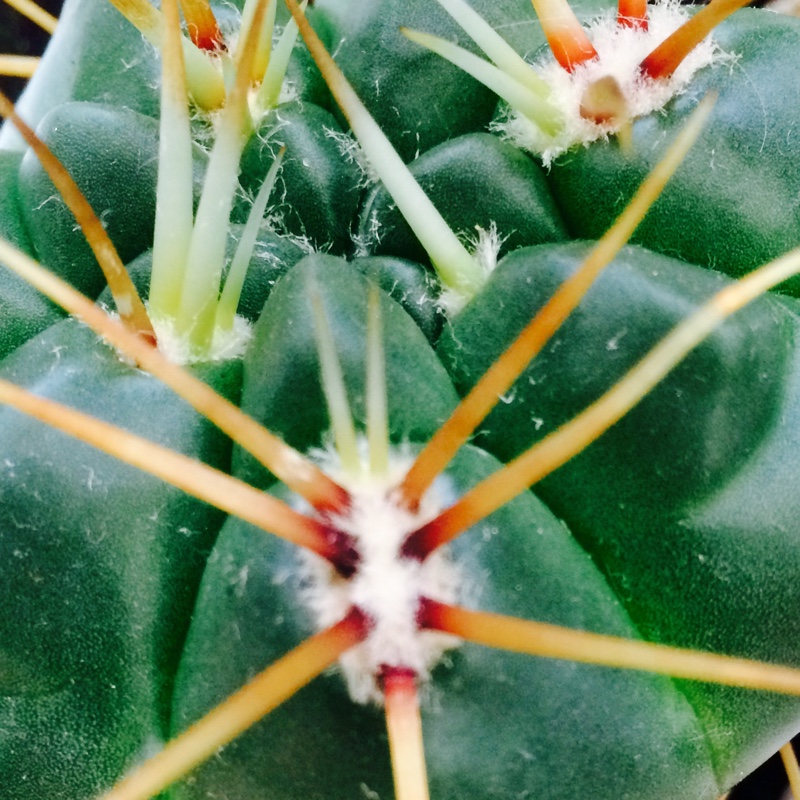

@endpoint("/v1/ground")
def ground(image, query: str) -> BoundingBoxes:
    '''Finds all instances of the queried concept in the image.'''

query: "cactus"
[3,0,800,798]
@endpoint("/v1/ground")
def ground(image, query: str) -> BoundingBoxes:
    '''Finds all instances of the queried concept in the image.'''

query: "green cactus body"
[2,0,800,798]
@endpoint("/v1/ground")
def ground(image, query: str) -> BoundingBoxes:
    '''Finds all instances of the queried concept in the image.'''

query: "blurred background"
[0,0,60,100]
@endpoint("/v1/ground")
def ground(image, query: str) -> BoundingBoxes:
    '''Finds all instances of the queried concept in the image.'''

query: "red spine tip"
[379,665,418,689]
[416,597,444,632]
[191,29,226,52]
[344,605,373,640]
[319,524,361,578]
[531,0,598,72]
[548,30,598,73]
[315,484,352,518]
[179,0,226,52]
[639,0,752,81]
[617,0,648,30]
[400,522,434,562]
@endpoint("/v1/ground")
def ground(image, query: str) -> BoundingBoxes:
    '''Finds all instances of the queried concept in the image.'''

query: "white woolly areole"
[495,1,734,166]
[151,313,253,365]
[438,222,504,316]
[298,447,461,706]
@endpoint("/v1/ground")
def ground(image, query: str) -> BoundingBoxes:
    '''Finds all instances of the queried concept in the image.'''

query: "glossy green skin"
[439,242,789,511]
[0,151,64,356]
[2,0,800,798]
[0,320,240,798]
[353,255,442,341]
[17,101,212,297]
[438,242,800,786]
[19,103,163,295]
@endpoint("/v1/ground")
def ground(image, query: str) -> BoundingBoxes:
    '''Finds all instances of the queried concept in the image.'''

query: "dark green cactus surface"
[2,0,800,798]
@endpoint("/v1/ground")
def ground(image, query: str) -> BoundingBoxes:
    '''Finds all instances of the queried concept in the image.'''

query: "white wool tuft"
[495,1,735,165]
[469,221,505,278]
[151,313,253,365]
[438,223,505,316]
[298,446,462,705]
